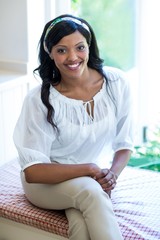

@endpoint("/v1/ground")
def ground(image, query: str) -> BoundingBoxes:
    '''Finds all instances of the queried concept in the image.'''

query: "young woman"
[13,14,134,240]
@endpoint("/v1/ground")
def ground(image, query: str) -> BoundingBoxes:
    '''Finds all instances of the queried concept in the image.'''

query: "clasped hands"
[93,168,118,197]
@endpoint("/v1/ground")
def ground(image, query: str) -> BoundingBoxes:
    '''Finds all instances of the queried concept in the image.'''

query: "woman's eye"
[57,49,66,54]
[77,45,85,51]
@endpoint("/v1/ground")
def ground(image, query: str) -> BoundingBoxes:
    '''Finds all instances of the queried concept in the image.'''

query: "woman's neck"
[54,68,104,102]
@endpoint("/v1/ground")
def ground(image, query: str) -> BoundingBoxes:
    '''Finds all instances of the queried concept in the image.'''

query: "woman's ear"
[49,51,55,60]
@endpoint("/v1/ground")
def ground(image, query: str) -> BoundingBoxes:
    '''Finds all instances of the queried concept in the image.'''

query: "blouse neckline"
[50,79,106,105]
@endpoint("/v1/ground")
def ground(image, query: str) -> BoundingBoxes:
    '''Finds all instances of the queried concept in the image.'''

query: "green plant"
[129,124,160,172]
[71,0,80,13]
[134,124,160,158]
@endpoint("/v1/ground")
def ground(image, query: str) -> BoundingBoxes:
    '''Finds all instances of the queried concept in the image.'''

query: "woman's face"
[50,31,89,80]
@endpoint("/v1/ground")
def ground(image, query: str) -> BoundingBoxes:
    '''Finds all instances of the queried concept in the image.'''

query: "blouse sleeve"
[109,68,135,152]
[13,86,55,170]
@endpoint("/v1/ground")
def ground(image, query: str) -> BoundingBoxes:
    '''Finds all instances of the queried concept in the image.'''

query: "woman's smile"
[65,62,81,71]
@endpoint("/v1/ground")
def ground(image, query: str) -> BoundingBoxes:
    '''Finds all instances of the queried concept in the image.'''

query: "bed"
[0,159,160,240]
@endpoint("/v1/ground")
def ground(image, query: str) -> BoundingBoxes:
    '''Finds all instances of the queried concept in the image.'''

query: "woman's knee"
[81,177,104,195]
[73,177,109,208]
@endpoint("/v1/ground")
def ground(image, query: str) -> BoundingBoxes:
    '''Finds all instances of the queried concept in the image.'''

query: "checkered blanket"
[0,159,160,239]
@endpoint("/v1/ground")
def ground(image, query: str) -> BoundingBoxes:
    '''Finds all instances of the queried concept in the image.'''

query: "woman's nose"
[67,50,77,61]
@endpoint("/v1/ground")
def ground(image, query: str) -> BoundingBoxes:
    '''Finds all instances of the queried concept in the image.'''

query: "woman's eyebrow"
[54,41,85,48]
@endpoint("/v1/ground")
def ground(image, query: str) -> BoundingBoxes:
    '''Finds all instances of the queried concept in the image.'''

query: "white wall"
[0,0,48,164]
[0,0,46,73]
[0,0,28,72]
[0,0,28,63]
[136,0,160,142]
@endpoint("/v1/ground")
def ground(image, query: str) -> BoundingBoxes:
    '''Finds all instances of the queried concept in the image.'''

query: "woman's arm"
[24,162,101,184]
[110,149,132,177]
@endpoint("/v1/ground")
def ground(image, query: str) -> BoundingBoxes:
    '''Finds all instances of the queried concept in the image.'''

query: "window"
[71,0,136,71]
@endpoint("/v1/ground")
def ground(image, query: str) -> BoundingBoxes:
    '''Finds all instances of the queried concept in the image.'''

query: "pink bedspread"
[0,159,160,239]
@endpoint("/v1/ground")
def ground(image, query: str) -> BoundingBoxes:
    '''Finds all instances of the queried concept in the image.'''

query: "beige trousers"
[21,172,123,240]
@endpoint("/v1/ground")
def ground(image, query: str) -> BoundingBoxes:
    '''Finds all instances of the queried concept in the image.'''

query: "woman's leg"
[21,172,90,240]
[21,172,123,240]
[65,208,90,240]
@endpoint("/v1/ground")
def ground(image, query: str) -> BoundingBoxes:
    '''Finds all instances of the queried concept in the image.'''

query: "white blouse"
[13,66,134,170]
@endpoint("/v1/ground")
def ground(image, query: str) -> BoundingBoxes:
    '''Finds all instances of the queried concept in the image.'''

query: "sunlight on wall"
[137,0,160,134]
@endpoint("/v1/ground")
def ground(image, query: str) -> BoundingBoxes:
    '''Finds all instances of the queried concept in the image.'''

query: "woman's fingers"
[96,169,118,190]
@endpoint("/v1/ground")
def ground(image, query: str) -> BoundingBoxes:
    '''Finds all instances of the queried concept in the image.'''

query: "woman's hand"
[88,163,102,178]
[94,169,118,196]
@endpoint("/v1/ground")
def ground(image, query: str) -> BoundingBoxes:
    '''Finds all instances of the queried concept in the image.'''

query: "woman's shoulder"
[103,66,127,83]
[27,84,41,96]
[26,84,41,97]
[23,84,42,106]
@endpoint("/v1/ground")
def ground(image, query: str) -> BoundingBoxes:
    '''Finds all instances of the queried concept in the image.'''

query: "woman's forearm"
[109,149,132,178]
[24,149,132,184]
[24,162,101,184]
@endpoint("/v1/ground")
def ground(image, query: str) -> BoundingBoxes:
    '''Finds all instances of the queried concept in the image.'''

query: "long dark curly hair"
[34,14,113,130]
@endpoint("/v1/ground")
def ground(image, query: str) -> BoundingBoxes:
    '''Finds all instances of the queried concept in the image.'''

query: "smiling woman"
[13,14,134,240]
